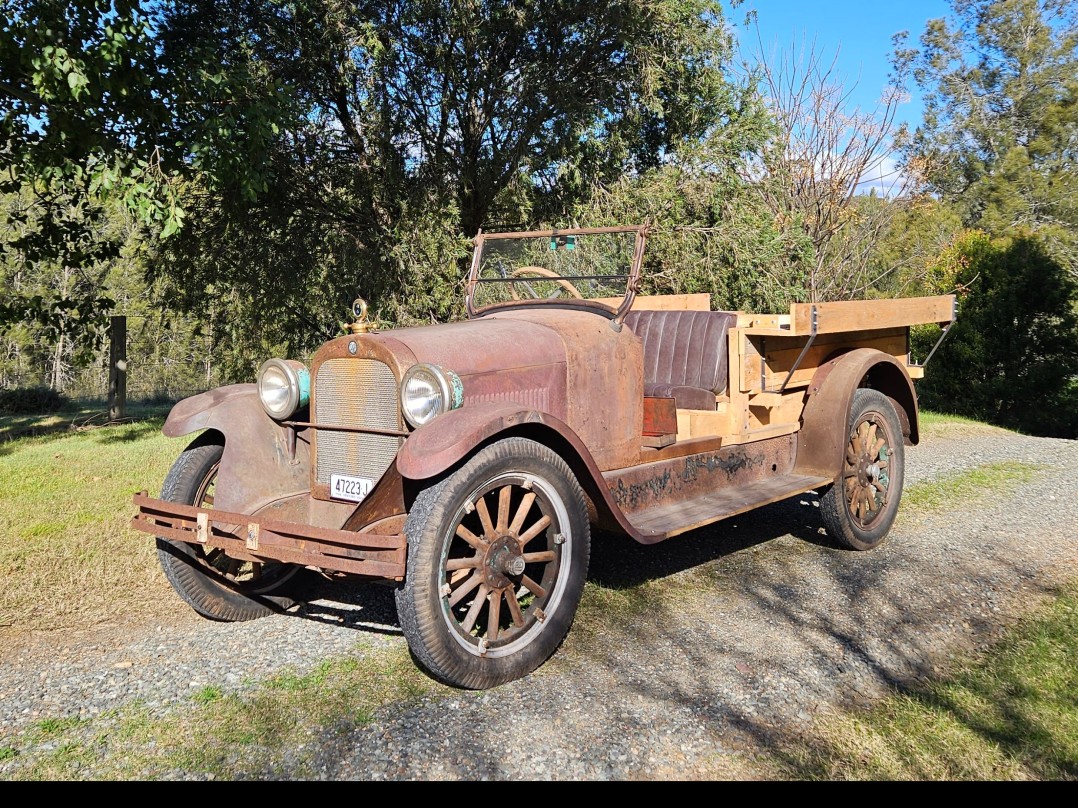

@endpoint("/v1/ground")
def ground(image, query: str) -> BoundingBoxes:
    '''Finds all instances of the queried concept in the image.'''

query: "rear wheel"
[156,439,305,621]
[395,437,591,689]
[819,388,905,551]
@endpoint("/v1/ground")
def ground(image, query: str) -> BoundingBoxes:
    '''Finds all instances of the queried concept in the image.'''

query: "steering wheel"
[507,266,585,301]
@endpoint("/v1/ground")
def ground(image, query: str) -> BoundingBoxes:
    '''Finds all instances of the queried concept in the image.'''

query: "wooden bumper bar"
[130,492,406,579]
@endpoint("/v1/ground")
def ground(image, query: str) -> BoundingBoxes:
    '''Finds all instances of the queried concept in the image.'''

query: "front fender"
[795,349,919,479]
[396,402,582,481]
[161,384,311,514]
[396,402,647,541]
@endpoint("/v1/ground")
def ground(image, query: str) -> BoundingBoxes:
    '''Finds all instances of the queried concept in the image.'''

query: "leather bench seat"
[623,309,738,410]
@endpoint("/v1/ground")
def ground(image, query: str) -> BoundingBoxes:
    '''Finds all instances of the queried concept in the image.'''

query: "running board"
[623,473,832,541]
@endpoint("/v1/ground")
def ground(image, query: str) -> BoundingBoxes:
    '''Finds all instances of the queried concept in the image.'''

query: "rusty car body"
[132,225,955,689]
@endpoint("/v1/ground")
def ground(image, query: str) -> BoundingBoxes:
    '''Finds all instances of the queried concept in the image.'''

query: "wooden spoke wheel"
[156,440,304,621]
[820,388,905,551]
[396,438,590,689]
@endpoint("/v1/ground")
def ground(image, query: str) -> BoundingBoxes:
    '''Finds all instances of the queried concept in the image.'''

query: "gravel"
[1,421,1075,779]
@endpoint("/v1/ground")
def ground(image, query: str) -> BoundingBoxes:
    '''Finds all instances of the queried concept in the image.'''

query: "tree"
[0,1,184,367]
[153,0,755,353]
[914,230,1078,437]
[742,30,914,301]
[894,0,1078,274]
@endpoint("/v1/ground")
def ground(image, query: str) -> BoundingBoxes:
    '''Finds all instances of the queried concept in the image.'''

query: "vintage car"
[132,225,956,689]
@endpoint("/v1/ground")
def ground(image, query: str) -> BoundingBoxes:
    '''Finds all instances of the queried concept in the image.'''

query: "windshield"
[466,226,645,318]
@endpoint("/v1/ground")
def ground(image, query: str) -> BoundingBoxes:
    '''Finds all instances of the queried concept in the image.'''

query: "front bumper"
[131,492,407,579]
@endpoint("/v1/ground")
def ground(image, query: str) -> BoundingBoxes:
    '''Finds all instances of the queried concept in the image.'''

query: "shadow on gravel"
[288,574,403,635]
[557,488,1069,779]
[587,490,831,589]
[283,490,832,638]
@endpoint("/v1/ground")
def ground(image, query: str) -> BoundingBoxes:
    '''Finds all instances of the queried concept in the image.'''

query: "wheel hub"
[483,536,525,589]
[857,457,882,486]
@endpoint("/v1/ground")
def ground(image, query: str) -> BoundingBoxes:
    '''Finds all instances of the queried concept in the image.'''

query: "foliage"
[0,385,68,414]
[894,0,1078,275]
[568,135,814,313]
[746,31,913,301]
[864,198,966,298]
[913,230,1078,437]
[0,1,183,339]
[152,0,757,352]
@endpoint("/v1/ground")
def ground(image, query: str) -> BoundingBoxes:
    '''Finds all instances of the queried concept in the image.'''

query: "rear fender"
[794,349,919,479]
[162,384,310,513]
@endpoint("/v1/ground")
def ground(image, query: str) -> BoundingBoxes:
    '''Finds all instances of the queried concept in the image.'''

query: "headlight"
[257,358,310,420]
[401,363,463,428]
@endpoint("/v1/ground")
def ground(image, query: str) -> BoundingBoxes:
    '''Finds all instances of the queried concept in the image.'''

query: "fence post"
[107,315,127,422]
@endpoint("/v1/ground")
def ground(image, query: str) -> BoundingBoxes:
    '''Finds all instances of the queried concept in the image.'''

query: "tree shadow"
[0,406,172,454]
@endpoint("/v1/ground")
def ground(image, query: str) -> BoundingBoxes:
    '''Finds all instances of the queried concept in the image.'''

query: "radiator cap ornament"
[347,297,376,334]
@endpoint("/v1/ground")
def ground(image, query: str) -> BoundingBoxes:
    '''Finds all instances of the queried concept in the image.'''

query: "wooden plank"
[737,313,789,330]
[762,334,907,391]
[675,405,730,441]
[589,293,712,311]
[792,295,955,334]
[738,331,763,393]
[724,420,801,445]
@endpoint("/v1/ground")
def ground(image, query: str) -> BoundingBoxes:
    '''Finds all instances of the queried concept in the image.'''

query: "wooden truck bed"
[601,292,957,446]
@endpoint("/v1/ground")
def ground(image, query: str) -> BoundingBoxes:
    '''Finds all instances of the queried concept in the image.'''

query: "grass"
[917,409,1014,437]
[0,405,1072,780]
[2,644,448,780]
[777,582,1078,780]
[0,407,186,633]
[901,461,1043,514]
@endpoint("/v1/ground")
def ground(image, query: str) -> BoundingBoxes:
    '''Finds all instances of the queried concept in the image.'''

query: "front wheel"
[156,438,306,621]
[819,388,905,551]
[395,437,591,689]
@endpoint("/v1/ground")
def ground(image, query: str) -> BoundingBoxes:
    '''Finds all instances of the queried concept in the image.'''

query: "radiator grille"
[314,358,402,487]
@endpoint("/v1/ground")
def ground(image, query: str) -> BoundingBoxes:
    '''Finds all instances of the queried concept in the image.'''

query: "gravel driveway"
[1,421,1075,779]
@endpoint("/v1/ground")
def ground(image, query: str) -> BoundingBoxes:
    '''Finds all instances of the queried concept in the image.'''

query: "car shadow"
[587,490,834,590]
[284,490,835,633]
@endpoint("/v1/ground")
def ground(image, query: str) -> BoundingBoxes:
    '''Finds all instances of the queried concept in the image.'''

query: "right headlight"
[257,358,310,420]
[400,363,463,428]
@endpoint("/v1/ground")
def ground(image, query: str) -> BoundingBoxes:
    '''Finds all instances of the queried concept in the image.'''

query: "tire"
[395,437,591,689]
[156,438,306,621]
[819,388,905,551]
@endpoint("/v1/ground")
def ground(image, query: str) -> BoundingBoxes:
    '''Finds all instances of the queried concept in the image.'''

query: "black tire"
[819,388,905,551]
[395,437,591,689]
[156,438,305,621]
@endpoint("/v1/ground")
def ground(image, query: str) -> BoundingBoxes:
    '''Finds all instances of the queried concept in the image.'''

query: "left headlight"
[257,358,310,420]
[400,363,463,428]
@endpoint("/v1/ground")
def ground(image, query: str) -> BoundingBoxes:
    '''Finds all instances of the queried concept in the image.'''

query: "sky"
[723,1,956,192]
[725,0,954,129]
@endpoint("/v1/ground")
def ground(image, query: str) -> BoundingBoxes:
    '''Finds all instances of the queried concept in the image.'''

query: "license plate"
[330,474,375,503]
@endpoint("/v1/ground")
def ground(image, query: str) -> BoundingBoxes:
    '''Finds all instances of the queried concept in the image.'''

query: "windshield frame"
[464,225,649,323]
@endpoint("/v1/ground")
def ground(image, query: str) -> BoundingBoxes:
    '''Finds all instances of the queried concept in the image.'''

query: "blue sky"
[724,1,955,131]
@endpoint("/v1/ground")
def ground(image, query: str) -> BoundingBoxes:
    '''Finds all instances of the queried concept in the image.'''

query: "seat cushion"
[624,309,738,407]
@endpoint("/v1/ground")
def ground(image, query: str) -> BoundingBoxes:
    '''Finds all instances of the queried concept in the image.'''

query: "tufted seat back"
[622,309,738,410]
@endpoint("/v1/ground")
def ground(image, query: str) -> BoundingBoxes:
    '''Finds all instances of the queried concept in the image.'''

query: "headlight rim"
[257,358,309,420]
[400,362,457,429]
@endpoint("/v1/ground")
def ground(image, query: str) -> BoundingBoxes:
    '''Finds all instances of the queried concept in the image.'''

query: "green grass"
[917,409,1015,436]
[901,461,1043,514]
[777,582,1078,780]
[0,408,187,632]
[2,644,448,780]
